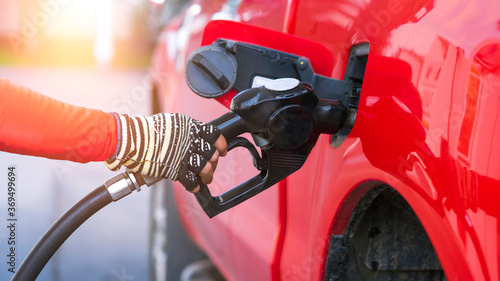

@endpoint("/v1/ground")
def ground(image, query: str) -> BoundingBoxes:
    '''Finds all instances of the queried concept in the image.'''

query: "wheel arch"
[323,181,448,280]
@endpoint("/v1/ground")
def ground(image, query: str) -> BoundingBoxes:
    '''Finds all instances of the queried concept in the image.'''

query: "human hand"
[106,113,227,192]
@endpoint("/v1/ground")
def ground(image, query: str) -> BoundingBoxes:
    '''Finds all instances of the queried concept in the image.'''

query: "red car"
[148,0,500,280]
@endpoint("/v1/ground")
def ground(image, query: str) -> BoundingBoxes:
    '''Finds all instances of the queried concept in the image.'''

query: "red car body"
[150,0,500,280]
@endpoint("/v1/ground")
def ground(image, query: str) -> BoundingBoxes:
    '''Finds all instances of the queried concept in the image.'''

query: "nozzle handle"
[194,140,311,218]
[208,111,247,141]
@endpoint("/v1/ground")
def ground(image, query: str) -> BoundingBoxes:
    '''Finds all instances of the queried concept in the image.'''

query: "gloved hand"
[105,113,227,192]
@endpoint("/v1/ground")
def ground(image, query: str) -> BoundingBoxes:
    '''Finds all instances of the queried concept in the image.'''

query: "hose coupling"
[104,172,142,201]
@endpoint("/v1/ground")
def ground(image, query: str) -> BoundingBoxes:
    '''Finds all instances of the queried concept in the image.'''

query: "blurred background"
[0,0,186,280]
[0,0,164,67]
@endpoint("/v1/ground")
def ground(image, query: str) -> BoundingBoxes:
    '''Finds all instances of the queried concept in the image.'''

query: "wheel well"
[324,185,447,281]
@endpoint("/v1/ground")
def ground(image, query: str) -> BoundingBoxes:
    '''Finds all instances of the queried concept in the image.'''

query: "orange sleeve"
[0,77,117,163]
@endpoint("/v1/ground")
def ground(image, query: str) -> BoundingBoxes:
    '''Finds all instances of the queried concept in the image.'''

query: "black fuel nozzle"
[195,78,348,217]
[227,78,347,149]
[185,39,368,217]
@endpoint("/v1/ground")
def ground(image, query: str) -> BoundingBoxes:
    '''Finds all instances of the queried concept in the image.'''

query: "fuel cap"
[185,45,237,98]
[264,78,300,92]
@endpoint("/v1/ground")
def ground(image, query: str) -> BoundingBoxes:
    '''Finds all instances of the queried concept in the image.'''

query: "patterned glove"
[105,113,222,192]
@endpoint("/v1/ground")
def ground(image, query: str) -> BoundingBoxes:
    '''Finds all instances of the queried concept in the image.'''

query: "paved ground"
[0,67,153,281]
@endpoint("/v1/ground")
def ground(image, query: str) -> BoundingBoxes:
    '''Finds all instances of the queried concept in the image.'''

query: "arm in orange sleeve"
[0,77,118,163]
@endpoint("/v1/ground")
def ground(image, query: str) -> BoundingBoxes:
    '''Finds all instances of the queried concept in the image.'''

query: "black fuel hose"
[11,185,113,281]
